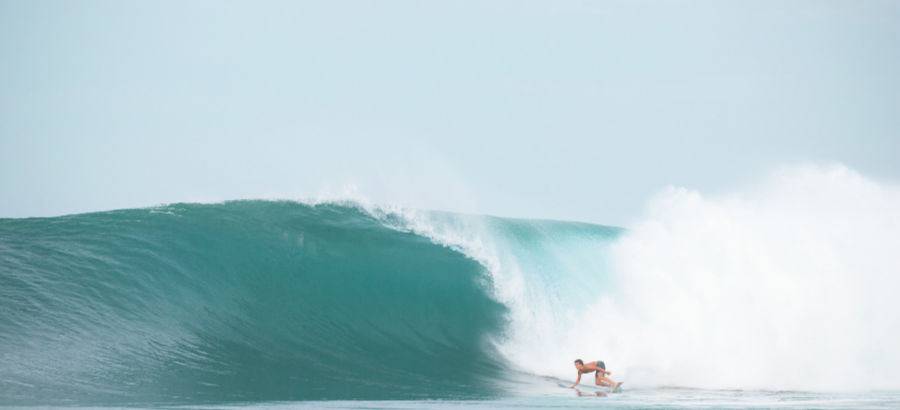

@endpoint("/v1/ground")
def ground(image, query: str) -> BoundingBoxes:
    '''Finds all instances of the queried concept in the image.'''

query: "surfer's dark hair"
[574,359,583,365]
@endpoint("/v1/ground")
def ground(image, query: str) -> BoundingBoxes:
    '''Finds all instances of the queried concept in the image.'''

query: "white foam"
[514,164,900,392]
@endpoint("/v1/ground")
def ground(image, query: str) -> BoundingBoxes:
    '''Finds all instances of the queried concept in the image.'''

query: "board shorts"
[595,361,605,376]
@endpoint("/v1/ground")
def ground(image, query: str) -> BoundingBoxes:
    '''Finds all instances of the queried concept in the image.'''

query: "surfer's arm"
[569,373,582,388]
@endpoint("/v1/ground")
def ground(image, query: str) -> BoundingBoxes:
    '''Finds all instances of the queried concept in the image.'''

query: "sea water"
[8,390,900,409]
[2,165,899,408]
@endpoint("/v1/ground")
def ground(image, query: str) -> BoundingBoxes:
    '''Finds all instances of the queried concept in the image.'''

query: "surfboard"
[612,382,624,393]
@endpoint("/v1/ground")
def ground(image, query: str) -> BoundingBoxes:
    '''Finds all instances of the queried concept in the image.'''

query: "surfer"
[568,359,617,390]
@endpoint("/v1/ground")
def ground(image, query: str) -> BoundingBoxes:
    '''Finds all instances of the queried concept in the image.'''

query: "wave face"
[0,202,524,404]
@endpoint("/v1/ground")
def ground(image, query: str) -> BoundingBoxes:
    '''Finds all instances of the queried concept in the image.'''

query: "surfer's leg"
[596,373,616,389]
[594,371,610,386]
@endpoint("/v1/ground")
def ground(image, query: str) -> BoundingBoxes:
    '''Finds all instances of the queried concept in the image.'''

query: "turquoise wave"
[0,201,622,405]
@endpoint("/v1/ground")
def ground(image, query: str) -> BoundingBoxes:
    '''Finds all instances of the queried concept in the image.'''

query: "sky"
[1,0,898,226]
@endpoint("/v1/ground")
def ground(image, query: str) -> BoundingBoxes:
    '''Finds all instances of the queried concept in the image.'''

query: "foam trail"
[509,164,900,392]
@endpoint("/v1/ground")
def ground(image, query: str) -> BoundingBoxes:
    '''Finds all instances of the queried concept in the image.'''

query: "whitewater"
[2,164,899,408]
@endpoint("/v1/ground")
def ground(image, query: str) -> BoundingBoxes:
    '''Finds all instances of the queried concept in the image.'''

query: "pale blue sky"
[2,0,898,225]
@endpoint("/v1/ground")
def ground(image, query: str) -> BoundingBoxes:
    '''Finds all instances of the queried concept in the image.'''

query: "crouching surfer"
[569,359,617,390]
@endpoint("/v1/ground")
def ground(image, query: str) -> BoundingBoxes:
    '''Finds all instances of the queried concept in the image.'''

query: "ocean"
[3,170,900,409]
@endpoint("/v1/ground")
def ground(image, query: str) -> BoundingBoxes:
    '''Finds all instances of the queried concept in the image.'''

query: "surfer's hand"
[607,371,612,375]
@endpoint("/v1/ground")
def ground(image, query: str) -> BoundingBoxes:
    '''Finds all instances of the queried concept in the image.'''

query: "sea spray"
[606,165,900,391]
[483,165,900,392]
